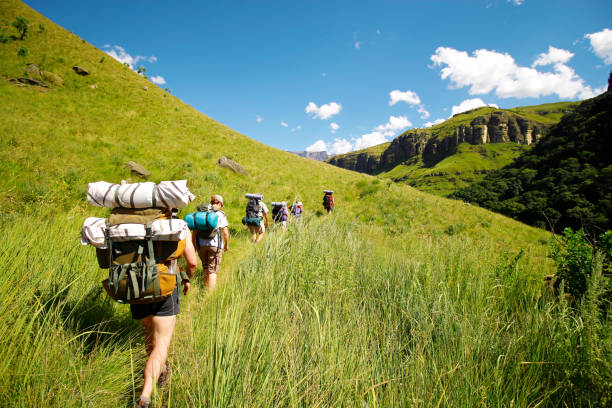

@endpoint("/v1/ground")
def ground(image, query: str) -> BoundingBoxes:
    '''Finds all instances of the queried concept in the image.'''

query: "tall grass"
[162,214,610,407]
[0,212,608,407]
[0,215,141,407]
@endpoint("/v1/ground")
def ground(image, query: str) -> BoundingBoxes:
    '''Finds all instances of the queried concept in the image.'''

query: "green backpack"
[99,208,188,304]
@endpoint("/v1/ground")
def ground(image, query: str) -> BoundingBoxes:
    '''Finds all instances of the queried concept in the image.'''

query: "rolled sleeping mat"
[323,190,334,194]
[87,180,195,209]
[184,211,219,231]
[271,201,283,207]
[245,193,264,200]
[80,217,190,247]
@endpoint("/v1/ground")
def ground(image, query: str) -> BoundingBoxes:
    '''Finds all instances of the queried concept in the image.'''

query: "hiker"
[82,180,198,408]
[271,201,289,231]
[323,190,334,214]
[191,195,229,292]
[242,193,269,243]
[290,201,304,219]
[133,237,197,408]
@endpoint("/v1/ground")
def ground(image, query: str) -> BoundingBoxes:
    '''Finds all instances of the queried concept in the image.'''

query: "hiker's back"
[82,180,194,304]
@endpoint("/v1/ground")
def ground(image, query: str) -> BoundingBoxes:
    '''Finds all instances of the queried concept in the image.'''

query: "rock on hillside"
[329,111,547,174]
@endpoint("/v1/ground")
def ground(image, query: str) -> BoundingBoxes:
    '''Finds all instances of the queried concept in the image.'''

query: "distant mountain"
[328,102,578,196]
[451,90,612,232]
[290,150,330,161]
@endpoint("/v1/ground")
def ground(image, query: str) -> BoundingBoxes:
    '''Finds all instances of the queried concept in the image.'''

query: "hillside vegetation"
[328,102,576,196]
[452,91,612,233]
[0,1,610,407]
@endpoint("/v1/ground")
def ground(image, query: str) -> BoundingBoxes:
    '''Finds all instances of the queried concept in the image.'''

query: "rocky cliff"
[327,151,382,173]
[330,111,547,174]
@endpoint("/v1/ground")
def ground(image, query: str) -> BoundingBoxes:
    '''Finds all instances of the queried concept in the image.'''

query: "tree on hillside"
[12,16,29,40]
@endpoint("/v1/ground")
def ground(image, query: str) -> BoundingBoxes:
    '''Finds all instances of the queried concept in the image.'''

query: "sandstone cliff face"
[330,111,546,174]
[327,151,381,173]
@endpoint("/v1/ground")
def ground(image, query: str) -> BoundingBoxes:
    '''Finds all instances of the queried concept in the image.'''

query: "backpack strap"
[145,222,161,298]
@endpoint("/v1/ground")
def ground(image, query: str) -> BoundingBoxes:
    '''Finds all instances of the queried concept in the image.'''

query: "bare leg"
[206,273,217,292]
[139,315,176,401]
[255,232,264,244]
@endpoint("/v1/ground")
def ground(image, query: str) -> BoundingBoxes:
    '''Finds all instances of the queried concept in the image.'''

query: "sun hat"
[211,194,224,206]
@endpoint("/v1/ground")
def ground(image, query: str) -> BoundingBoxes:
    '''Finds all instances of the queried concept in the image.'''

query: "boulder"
[41,71,63,86]
[25,63,41,77]
[72,66,89,76]
[10,77,49,87]
[124,161,150,179]
[217,156,249,175]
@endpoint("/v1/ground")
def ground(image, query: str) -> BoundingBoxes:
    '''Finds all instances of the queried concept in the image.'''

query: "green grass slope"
[0,1,609,406]
[381,142,531,196]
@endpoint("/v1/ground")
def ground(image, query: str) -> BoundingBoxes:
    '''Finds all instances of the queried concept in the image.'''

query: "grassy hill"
[1,1,610,406]
[328,102,577,197]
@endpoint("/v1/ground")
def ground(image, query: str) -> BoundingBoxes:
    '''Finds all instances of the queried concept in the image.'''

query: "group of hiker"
[80,180,334,407]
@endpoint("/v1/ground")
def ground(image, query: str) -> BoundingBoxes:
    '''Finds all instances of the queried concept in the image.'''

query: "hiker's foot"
[136,395,150,407]
[157,362,170,387]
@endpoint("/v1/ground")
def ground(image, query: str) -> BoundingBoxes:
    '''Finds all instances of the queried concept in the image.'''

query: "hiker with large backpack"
[241,193,269,243]
[186,194,229,292]
[290,201,304,219]
[323,190,334,214]
[271,201,289,231]
[81,180,198,408]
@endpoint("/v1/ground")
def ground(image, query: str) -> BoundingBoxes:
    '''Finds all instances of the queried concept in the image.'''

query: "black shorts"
[130,286,180,320]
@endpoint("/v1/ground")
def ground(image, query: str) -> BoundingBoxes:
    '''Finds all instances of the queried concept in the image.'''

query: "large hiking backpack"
[81,197,191,304]
[101,208,188,304]
[271,202,287,223]
[242,198,262,226]
[323,194,332,208]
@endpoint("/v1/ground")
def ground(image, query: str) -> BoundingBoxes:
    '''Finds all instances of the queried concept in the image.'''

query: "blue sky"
[25,0,612,154]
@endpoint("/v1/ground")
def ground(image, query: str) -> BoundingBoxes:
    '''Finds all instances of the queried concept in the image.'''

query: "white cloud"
[103,45,157,71]
[306,140,327,152]
[508,0,525,5]
[305,101,342,120]
[431,46,600,99]
[281,121,288,127]
[330,122,340,133]
[291,125,301,132]
[532,46,574,67]
[451,98,499,116]
[311,115,411,154]
[329,139,352,155]
[389,89,421,106]
[150,75,166,85]
[424,118,445,128]
[374,115,411,137]
[418,105,430,119]
[585,28,612,64]
[353,132,388,151]
[355,41,361,50]
[389,89,430,119]
[256,115,263,123]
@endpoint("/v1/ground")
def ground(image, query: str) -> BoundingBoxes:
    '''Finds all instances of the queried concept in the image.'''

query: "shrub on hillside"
[550,228,612,304]
[17,46,28,57]
[12,16,29,40]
